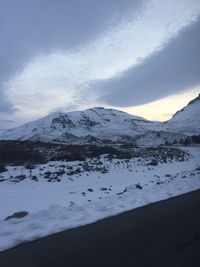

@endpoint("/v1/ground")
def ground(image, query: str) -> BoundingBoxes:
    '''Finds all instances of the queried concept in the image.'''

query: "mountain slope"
[1,93,199,145]
[0,107,157,143]
[167,93,200,135]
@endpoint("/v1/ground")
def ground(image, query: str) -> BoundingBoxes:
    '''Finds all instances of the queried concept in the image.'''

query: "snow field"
[0,147,199,251]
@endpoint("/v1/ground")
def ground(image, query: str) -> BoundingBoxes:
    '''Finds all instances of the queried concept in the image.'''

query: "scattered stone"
[87,188,94,192]
[148,159,158,166]
[13,175,26,182]
[0,163,7,173]
[100,187,107,191]
[116,188,127,195]
[5,211,29,221]
[31,176,38,181]
[135,183,143,190]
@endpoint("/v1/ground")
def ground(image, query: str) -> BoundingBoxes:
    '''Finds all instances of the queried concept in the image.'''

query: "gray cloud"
[0,0,143,74]
[1,0,200,129]
[0,89,17,114]
[0,0,143,113]
[98,17,200,107]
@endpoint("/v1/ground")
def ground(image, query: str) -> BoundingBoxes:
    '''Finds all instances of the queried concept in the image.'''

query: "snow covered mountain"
[0,93,199,145]
[167,93,200,135]
[0,107,169,144]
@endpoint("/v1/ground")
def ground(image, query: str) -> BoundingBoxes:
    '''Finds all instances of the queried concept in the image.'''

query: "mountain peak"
[172,93,200,118]
[86,107,124,114]
[0,107,155,143]
[0,101,199,144]
[89,107,105,110]
[187,93,200,106]
[168,93,200,135]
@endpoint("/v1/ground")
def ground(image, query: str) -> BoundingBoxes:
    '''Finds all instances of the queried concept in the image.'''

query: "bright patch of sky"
[122,88,200,121]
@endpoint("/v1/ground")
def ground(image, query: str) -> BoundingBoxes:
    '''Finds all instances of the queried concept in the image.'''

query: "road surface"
[1,190,200,267]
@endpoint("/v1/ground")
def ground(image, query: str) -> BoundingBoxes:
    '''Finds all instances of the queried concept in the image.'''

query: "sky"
[0,0,200,129]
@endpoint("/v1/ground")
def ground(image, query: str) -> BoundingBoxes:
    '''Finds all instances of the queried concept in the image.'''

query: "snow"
[1,96,199,144]
[0,147,200,252]
[167,94,200,135]
[0,107,165,143]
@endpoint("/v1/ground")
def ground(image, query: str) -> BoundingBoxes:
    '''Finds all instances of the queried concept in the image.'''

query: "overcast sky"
[0,0,200,128]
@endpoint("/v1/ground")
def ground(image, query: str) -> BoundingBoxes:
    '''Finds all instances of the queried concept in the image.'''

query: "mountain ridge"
[171,93,200,118]
[0,94,199,145]
[167,93,200,135]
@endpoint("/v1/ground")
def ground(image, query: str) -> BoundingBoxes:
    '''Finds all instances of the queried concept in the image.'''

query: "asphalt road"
[1,190,200,267]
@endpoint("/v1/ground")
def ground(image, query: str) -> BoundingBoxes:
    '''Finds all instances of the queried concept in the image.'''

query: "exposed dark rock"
[135,184,143,190]
[5,211,29,221]
[0,163,7,173]
[148,159,158,166]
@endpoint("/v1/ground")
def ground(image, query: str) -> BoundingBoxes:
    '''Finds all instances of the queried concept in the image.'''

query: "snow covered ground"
[0,147,200,252]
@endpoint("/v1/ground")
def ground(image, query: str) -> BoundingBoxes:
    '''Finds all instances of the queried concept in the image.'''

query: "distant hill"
[0,94,199,145]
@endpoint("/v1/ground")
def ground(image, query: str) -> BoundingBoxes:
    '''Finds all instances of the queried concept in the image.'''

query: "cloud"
[0,0,143,116]
[0,89,16,114]
[1,0,200,127]
[98,17,200,106]
[0,0,142,82]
